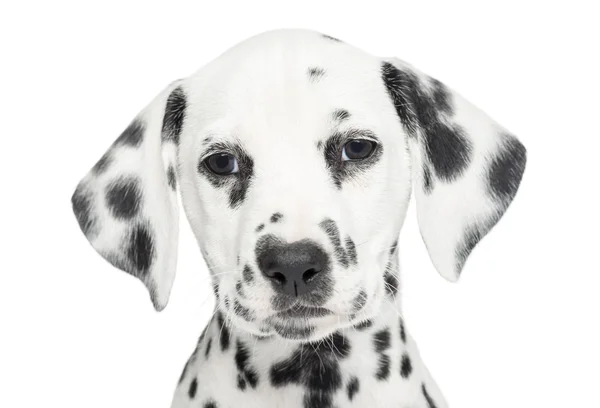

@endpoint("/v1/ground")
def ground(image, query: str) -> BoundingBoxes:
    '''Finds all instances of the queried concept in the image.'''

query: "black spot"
[246,370,259,389]
[487,134,527,205]
[255,223,265,233]
[347,376,359,401]
[381,62,420,137]
[216,312,230,351]
[270,350,303,387]
[237,374,247,390]
[105,176,142,220]
[322,34,341,42]
[424,122,472,182]
[345,237,357,265]
[423,164,434,194]
[376,354,391,380]
[422,383,438,408]
[353,319,373,330]
[319,219,355,268]
[205,338,212,358]
[243,265,254,283]
[162,86,186,145]
[323,129,383,188]
[332,109,350,122]
[115,119,145,147]
[430,78,453,114]
[399,318,406,344]
[400,353,413,378]
[212,283,219,300]
[235,281,244,297]
[92,151,112,174]
[381,62,473,181]
[374,328,391,353]
[203,401,218,408]
[374,328,392,381]
[71,184,96,238]
[270,332,350,407]
[224,295,230,309]
[352,289,367,312]
[188,377,197,399]
[304,392,331,408]
[235,340,259,389]
[308,67,326,81]
[233,299,254,322]
[304,392,333,408]
[124,223,155,277]
[197,142,254,209]
[167,165,177,190]
[270,212,283,223]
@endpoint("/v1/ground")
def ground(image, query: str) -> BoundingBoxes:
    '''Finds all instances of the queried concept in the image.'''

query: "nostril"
[302,268,320,284]
[267,271,287,285]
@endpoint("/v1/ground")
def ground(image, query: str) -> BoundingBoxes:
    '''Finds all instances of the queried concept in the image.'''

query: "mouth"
[262,305,334,340]
[275,305,333,319]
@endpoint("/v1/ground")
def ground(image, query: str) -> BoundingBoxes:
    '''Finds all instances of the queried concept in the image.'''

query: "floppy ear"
[71,81,187,310]
[382,58,527,281]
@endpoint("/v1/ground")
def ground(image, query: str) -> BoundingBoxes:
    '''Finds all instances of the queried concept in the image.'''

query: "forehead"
[183,31,393,147]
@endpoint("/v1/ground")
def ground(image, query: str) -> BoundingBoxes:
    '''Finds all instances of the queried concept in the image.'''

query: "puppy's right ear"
[71,81,187,311]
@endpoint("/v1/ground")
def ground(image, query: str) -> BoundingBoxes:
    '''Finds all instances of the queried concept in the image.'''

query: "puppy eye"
[342,139,376,161]
[204,153,239,175]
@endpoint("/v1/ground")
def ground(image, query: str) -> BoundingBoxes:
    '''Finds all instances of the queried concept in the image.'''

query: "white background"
[1,1,599,407]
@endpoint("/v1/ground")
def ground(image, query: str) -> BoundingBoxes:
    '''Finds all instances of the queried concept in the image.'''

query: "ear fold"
[71,81,187,310]
[382,58,527,281]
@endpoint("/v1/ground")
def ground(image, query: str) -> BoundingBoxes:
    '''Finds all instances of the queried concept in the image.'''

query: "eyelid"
[348,137,378,144]
[201,142,237,161]
[201,150,231,161]
[343,129,379,143]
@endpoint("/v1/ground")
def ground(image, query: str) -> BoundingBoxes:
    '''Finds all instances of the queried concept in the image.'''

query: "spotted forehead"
[182,34,392,147]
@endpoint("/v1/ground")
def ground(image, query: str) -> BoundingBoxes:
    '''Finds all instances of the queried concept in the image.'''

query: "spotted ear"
[71,81,187,310]
[382,58,527,281]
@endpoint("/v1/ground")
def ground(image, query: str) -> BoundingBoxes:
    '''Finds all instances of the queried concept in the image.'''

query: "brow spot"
[308,67,326,82]
[332,109,350,122]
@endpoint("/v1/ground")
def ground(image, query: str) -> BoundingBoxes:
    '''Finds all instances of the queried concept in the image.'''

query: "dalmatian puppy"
[71,29,526,408]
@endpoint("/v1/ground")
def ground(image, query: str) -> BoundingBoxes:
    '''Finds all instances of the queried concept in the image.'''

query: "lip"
[276,305,332,319]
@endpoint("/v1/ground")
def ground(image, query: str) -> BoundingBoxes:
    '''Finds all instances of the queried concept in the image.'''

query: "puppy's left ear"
[382,58,527,281]
[71,81,186,310]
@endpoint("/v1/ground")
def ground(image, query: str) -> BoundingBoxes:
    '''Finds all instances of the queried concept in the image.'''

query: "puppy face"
[72,30,526,342]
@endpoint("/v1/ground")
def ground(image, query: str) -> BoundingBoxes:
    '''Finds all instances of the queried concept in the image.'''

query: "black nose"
[256,237,330,297]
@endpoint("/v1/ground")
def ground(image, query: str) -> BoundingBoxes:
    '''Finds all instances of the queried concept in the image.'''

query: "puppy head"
[72,30,526,341]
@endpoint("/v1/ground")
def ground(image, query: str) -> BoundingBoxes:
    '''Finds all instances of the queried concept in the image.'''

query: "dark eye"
[204,153,239,175]
[342,139,375,161]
